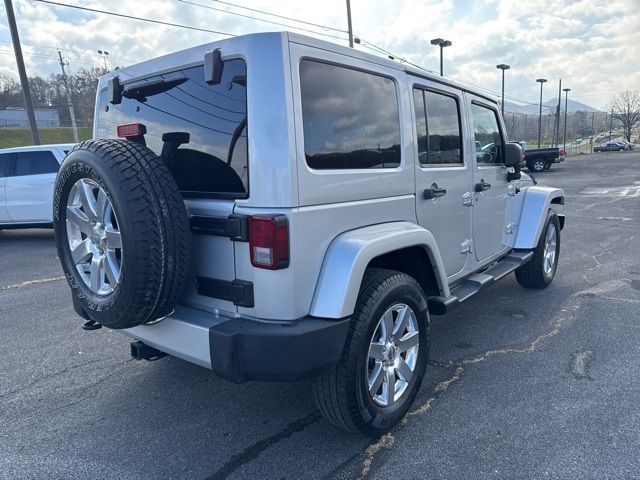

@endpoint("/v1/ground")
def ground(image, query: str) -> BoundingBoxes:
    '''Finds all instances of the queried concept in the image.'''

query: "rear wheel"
[516,210,560,289]
[313,269,430,434]
[528,159,547,172]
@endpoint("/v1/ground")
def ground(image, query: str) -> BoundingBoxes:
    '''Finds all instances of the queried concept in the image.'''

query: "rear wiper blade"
[122,76,188,102]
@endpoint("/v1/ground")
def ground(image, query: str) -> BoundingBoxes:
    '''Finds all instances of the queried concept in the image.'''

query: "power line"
[176,0,347,41]
[207,0,347,33]
[33,0,237,36]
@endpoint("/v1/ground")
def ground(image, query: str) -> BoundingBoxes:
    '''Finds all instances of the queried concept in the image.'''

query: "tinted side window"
[0,153,14,178]
[15,151,59,176]
[471,103,504,164]
[413,88,462,166]
[300,60,400,169]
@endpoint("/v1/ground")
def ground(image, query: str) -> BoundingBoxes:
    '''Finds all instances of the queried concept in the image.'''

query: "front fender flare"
[309,222,448,319]
[514,186,565,249]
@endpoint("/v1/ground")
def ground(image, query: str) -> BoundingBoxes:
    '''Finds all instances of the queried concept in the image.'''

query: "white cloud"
[0,0,638,109]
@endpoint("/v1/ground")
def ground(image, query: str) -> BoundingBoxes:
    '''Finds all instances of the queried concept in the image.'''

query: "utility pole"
[524,114,527,142]
[553,79,562,147]
[346,0,354,48]
[4,0,40,144]
[58,50,79,143]
[562,87,570,154]
[536,78,547,148]
[496,64,510,118]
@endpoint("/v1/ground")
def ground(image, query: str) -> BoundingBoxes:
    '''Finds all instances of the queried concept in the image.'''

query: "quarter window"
[300,60,401,169]
[471,103,504,164]
[412,88,463,166]
[0,153,13,178]
[14,151,59,176]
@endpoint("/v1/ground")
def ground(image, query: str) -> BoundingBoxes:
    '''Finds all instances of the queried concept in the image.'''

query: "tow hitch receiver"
[130,340,168,361]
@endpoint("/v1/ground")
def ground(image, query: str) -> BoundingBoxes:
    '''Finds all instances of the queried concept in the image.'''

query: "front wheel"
[313,269,430,434]
[516,210,561,288]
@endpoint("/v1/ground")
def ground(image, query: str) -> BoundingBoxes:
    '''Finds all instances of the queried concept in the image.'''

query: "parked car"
[524,146,565,172]
[0,144,74,229]
[617,141,634,150]
[594,142,625,152]
[52,32,564,434]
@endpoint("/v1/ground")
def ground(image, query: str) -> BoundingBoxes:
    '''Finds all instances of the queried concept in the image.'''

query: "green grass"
[0,127,92,149]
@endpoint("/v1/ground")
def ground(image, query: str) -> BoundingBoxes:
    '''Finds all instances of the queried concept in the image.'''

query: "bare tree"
[610,90,640,142]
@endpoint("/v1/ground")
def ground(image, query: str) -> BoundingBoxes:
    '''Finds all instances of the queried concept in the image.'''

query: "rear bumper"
[122,306,350,383]
[554,156,565,163]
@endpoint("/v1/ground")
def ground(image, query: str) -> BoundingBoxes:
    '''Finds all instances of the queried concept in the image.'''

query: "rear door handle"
[423,183,447,199]
[475,179,491,192]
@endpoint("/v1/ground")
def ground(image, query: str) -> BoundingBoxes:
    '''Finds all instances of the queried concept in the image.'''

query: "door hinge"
[463,192,474,206]
[505,223,518,235]
[507,184,518,196]
[461,239,473,254]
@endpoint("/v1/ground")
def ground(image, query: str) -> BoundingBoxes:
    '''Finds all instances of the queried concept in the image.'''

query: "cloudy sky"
[1,0,638,110]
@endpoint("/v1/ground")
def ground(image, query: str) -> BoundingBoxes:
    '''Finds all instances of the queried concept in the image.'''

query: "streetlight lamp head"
[430,38,444,45]
[496,64,510,70]
[563,88,571,92]
[353,37,361,44]
[104,51,109,56]
[442,40,452,47]
[98,50,103,54]
[536,78,547,83]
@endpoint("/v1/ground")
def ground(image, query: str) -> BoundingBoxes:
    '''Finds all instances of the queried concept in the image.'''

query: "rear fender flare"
[309,222,448,319]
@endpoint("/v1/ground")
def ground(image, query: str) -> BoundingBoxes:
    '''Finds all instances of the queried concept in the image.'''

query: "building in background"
[0,108,60,128]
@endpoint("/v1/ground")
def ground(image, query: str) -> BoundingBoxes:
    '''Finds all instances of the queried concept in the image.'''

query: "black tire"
[515,210,560,289]
[313,268,430,434]
[53,139,190,329]
[528,158,547,172]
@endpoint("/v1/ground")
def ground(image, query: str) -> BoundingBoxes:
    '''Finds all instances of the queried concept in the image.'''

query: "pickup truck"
[524,147,565,172]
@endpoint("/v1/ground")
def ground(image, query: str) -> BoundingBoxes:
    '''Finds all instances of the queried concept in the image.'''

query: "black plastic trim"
[196,276,254,307]
[190,214,248,241]
[209,316,351,383]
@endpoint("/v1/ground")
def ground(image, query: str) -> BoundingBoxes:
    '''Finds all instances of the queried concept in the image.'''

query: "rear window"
[96,59,248,198]
[15,151,59,176]
[300,60,401,170]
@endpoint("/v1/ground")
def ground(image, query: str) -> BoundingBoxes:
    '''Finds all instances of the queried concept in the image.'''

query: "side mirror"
[504,143,523,181]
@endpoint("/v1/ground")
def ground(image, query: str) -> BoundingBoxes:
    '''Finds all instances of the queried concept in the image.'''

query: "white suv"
[0,144,73,229]
[52,32,564,433]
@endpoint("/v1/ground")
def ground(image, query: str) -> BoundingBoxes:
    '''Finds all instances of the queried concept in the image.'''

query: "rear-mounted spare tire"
[53,139,191,329]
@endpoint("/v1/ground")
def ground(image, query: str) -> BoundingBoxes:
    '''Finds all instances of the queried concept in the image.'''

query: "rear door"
[5,150,59,223]
[411,80,472,278]
[0,152,14,223]
[94,58,248,315]
[467,96,511,262]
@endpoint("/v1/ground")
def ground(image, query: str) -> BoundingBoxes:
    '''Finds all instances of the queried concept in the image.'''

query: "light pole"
[562,87,570,153]
[536,78,547,148]
[97,49,109,69]
[496,64,510,117]
[430,38,452,76]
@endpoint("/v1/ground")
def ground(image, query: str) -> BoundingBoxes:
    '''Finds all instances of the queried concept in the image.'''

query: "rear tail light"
[248,215,289,269]
[117,123,147,138]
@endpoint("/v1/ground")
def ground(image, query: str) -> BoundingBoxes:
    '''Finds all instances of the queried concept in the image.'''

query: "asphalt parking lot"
[1,151,639,479]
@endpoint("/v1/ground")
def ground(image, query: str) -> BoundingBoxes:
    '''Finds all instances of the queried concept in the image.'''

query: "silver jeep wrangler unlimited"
[53,32,564,434]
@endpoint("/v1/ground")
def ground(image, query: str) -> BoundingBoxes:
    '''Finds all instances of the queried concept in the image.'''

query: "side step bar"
[428,251,533,315]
